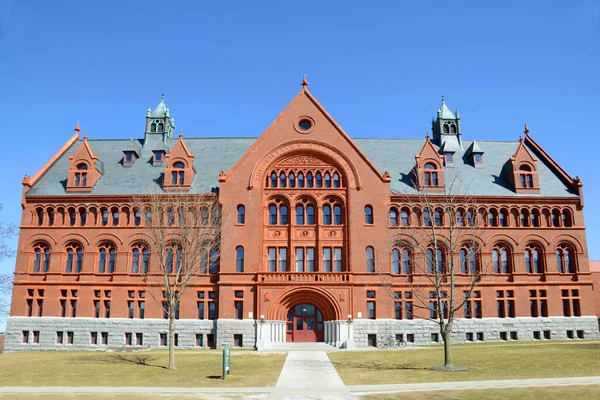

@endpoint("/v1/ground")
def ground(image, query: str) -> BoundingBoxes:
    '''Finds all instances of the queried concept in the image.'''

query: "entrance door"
[286,304,324,342]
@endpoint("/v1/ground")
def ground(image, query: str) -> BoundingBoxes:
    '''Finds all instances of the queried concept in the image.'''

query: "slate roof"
[438,99,456,119]
[26,136,578,198]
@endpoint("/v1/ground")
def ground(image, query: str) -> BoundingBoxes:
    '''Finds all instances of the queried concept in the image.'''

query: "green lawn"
[365,385,600,400]
[329,341,600,385]
[0,350,286,388]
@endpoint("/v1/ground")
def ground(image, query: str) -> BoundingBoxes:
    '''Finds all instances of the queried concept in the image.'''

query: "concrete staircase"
[264,342,337,352]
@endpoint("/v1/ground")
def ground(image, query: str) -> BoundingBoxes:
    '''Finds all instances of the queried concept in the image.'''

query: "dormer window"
[424,163,439,186]
[171,162,185,185]
[519,165,533,188]
[444,153,454,165]
[474,153,483,164]
[75,164,88,187]
[154,151,164,162]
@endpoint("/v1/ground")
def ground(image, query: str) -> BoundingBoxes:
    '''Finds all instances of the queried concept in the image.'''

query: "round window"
[298,119,312,131]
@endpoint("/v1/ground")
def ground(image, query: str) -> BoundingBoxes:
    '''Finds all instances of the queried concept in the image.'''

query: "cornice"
[25,193,218,204]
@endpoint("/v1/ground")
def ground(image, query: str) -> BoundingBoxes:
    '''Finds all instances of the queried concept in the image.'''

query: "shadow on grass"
[332,362,425,371]
[206,375,224,379]
[75,354,167,369]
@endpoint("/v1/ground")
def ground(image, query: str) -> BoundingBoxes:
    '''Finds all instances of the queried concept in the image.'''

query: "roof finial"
[426,132,430,140]
[441,95,445,104]
[301,74,309,89]
[83,133,88,141]
[523,123,530,136]
[161,93,165,101]
[179,131,184,138]
[519,135,523,143]
[74,121,80,133]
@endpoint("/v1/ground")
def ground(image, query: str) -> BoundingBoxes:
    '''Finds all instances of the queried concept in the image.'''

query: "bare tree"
[132,193,224,369]
[380,170,489,369]
[0,204,17,319]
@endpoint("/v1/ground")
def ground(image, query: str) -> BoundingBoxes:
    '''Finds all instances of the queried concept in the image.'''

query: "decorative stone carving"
[277,155,330,167]
[329,231,337,237]
[264,292,271,302]
[301,230,309,237]
[339,292,347,302]
[273,231,281,237]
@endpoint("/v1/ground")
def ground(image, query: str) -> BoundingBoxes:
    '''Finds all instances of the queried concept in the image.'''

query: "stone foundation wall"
[352,316,600,347]
[4,317,256,352]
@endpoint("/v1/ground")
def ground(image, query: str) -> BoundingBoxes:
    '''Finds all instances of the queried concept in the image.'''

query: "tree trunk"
[441,322,453,367]
[168,311,176,369]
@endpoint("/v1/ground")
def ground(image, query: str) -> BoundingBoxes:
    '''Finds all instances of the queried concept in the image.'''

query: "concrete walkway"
[1,375,599,399]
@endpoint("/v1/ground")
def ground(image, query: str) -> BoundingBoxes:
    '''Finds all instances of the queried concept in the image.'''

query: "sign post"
[222,344,231,379]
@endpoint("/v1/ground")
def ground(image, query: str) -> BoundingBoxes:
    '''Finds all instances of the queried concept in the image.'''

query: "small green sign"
[222,344,231,379]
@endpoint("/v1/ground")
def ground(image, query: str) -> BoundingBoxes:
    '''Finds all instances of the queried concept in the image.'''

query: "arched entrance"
[286,303,324,342]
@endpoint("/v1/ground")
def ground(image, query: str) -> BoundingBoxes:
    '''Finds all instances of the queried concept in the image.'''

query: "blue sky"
[0,1,599,324]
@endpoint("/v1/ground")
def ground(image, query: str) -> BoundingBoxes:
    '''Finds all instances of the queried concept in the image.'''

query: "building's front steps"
[4,316,599,352]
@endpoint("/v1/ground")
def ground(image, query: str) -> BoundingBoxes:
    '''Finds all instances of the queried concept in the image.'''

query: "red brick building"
[4,81,599,351]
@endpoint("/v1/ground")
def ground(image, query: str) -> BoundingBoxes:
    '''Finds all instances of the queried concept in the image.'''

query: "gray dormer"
[466,140,485,168]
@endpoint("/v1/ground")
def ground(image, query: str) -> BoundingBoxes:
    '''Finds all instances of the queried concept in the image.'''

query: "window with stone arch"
[131,243,150,274]
[524,243,544,274]
[32,242,51,273]
[237,204,245,224]
[459,244,478,274]
[65,241,83,273]
[171,161,185,186]
[389,207,398,226]
[488,208,498,227]
[366,246,375,273]
[556,243,576,274]
[98,242,117,273]
[165,243,183,275]
[364,205,374,224]
[236,246,244,272]
[74,163,88,187]
[423,163,439,186]
[391,243,412,275]
[562,208,574,227]
[519,164,534,188]
[492,243,511,274]
[401,208,410,226]
[35,207,44,226]
[426,246,445,274]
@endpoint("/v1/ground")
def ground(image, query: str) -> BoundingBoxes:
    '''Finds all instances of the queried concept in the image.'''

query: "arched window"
[520,209,530,227]
[324,172,331,188]
[166,245,183,274]
[423,209,432,226]
[551,209,561,227]
[98,242,116,273]
[297,172,305,188]
[36,208,44,226]
[364,205,373,224]
[450,124,457,134]
[200,207,209,226]
[145,209,153,226]
[401,209,410,226]
[306,205,315,225]
[424,163,439,186]
[134,209,141,226]
[236,246,244,272]
[366,246,375,272]
[271,172,277,188]
[315,172,323,188]
[209,248,219,274]
[556,244,576,273]
[333,173,340,188]
[434,209,443,227]
[280,205,288,224]
[289,172,295,188]
[426,247,445,274]
[112,208,120,227]
[492,244,510,274]
[65,242,83,273]
[443,124,449,134]
[199,248,208,274]
[562,209,573,227]
[269,205,277,225]
[531,209,540,227]
[47,208,55,226]
[280,172,287,188]
[172,162,185,185]
[212,206,220,226]
[32,242,51,273]
[296,205,305,225]
[455,209,464,227]
[237,205,245,224]
[499,209,508,227]
[68,207,76,226]
[392,245,411,274]
[167,208,175,226]
[525,244,543,274]
[151,123,157,133]
[389,208,398,226]
[488,209,497,227]
[131,243,149,274]
[467,209,475,226]
[306,172,314,188]
[460,245,477,274]
[157,122,164,132]
[75,163,88,186]
[333,204,342,225]
[519,165,533,188]
[323,205,332,225]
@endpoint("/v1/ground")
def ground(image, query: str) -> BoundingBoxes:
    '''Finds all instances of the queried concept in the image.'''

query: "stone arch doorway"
[287,303,324,342]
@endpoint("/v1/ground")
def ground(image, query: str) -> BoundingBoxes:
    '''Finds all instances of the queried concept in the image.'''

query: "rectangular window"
[268,247,276,272]
[510,331,518,340]
[234,301,243,320]
[91,332,98,345]
[125,332,133,346]
[139,301,145,319]
[431,333,439,342]
[496,290,515,318]
[577,330,585,339]
[207,334,215,349]
[136,333,143,346]
[466,332,473,342]
[529,289,548,318]
[71,300,77,318]
[208,302,217,320]
[104,300,111,318]
[32,331,40,344]
[533,331,541,340]
[233,334,243,348]
[94,300,100,318]
[60,299,66,318]
[367,301,376,319]
[235,290,244,298]
[367,334,377,347]
[561,289,581,317]
[406,334,415,343]
[160,333,167,346]
[279,247,287,272]
[22,331,29,344]
[295,247,304,272]
[27,299,33,317]
[67,331,74,345]
[195,334,203,347]
[394,302,402,320]
[56,331,63,344]
[476,332,484,341]
[128,301,134,319]
[544,330,551,340]
[463,291,482,319]
[323,248,332,272]
[306,247,315,272]
[174,334,179,347]
[334,248,342,272]
[101,332,108,345]
[500,331,508,341]
[198,302,205,319]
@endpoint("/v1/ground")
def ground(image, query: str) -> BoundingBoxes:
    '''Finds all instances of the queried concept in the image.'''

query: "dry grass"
[365,385,600,400]
[329,341,600,385]
[0,350,286,388]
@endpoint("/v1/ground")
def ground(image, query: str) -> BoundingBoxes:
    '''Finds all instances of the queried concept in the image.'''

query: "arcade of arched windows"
[31,203,221,228]
[385,240,579,276]
[387,204,575,228]
[265,168,344,189]
[25,238,220,276]
[266,197,344,226]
